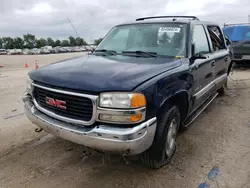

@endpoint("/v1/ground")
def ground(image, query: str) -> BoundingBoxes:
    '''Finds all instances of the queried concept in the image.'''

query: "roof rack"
[224,23,250,27]
[136,16,199,21]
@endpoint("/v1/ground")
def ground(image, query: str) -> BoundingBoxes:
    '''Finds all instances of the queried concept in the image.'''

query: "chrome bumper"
[24,98,157,155]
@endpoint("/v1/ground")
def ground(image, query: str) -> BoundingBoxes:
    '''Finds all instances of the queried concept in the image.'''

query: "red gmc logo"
[45,97,66,110]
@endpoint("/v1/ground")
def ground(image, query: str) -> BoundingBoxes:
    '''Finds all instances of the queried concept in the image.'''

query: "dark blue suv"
[23,16,230,169]
[223,23,250,64]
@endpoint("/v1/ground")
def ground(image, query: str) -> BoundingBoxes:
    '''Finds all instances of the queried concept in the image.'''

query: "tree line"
[0,33,103,49]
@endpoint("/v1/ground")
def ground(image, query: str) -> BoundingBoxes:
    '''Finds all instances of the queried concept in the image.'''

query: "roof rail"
[136,16,199,21]
[224,23,250,27]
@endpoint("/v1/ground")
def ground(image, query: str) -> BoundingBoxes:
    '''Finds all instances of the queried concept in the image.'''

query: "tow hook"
[35,128,43,133]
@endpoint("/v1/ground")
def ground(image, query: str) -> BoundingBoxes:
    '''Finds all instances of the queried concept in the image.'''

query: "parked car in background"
[50,48,56,54]
[23,49,30,55]
[50,46,60,53]
[30,48,41,55]
[65,47,73,53]
[84,45,94,51]
[29,49,35,55]
[44,46,53,51]
[7,49,23,55]
[223,23,250,65]
[73,47,80,52]
[41,46,52,54]
[90,45,97,49]
[2,45,90,55]
[79,46,87,51]
[40,48,50,54]
[0,49,7,55]
[41,49,50,54]
[57,47,65,53]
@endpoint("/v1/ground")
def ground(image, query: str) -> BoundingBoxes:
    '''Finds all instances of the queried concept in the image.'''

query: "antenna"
[66,17,95,51]
[67,17,81,38]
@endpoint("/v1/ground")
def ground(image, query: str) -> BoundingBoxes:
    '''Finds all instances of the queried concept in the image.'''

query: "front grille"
[33,86,93,121]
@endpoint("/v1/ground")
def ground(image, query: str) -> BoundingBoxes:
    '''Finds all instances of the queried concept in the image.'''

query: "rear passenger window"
[193,25,210,55]
[207,26,226,51]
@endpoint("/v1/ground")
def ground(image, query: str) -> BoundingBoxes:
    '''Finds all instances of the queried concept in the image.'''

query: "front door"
[191,25,215,111]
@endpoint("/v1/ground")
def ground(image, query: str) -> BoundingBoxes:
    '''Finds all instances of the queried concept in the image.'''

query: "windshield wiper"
[122,50,158,57]
[94,49,116,55]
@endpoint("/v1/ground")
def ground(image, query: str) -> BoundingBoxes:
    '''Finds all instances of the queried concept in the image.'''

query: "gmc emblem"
[45,97,66,110]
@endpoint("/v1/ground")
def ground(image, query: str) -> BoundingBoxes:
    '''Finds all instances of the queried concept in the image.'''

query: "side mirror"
[191,43,207,61]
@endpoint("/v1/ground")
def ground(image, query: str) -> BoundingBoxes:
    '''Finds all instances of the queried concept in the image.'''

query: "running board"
[184,92,218,127]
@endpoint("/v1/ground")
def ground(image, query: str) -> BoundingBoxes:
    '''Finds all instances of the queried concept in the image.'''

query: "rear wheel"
[218,78,228,96]
[140,104,180,169]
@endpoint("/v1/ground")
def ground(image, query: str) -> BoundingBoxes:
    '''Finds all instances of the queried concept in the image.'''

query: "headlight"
[98,92,146,123]
[99,92,146,109]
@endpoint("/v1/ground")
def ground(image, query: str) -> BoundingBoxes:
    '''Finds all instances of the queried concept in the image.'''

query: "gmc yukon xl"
[23,16,230,169]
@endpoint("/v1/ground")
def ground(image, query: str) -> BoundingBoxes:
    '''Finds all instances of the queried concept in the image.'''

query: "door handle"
[211,61,215,68]
[225,57,229,62]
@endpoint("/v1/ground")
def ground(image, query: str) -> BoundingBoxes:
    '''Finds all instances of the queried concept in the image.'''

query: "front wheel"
[140,105,180,169]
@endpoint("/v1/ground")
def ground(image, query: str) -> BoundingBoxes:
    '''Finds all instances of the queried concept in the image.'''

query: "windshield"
[223,25,250,42]
[96,23,188,57]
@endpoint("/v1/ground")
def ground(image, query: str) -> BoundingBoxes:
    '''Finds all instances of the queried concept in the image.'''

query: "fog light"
[99,113,142,123]
[129,114,142,122]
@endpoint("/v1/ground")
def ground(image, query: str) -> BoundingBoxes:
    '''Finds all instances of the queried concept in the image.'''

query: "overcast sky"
[0,0,249,43]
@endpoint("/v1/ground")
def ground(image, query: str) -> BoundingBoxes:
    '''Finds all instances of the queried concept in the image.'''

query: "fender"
[134,61,194,120]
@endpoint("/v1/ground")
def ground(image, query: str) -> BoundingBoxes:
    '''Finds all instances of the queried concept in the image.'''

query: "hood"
[29,54,183,93]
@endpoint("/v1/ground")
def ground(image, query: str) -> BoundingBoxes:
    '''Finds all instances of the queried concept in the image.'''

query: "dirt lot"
[0,54,249,188]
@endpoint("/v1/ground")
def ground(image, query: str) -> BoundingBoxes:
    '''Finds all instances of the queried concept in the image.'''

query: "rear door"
[206,25,229,90]
[191,24,215,111]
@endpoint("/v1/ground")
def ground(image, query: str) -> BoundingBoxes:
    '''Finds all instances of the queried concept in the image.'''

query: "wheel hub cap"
[166,119,177,156]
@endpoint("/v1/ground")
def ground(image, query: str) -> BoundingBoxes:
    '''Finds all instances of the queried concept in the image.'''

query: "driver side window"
[193,25,210,55]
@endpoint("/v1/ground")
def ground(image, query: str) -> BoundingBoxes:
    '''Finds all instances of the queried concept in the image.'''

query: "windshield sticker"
[159,27,181,33]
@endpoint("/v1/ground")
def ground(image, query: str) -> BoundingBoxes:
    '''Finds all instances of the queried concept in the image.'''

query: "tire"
[218,77,228,96]
[140,105,180,169]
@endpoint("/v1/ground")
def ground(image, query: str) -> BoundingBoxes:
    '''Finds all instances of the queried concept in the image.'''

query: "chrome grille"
[32,84,97,125]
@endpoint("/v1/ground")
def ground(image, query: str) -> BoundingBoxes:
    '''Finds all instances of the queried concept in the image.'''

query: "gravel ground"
[0,54,249,188]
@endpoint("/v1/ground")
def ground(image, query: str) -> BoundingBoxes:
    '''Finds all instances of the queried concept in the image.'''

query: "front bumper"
[24,97,157,155]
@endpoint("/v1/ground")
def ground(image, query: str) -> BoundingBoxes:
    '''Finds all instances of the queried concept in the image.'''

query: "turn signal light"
[99,113,143,123]
[129,114,143,122]
[131,93,146,108]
